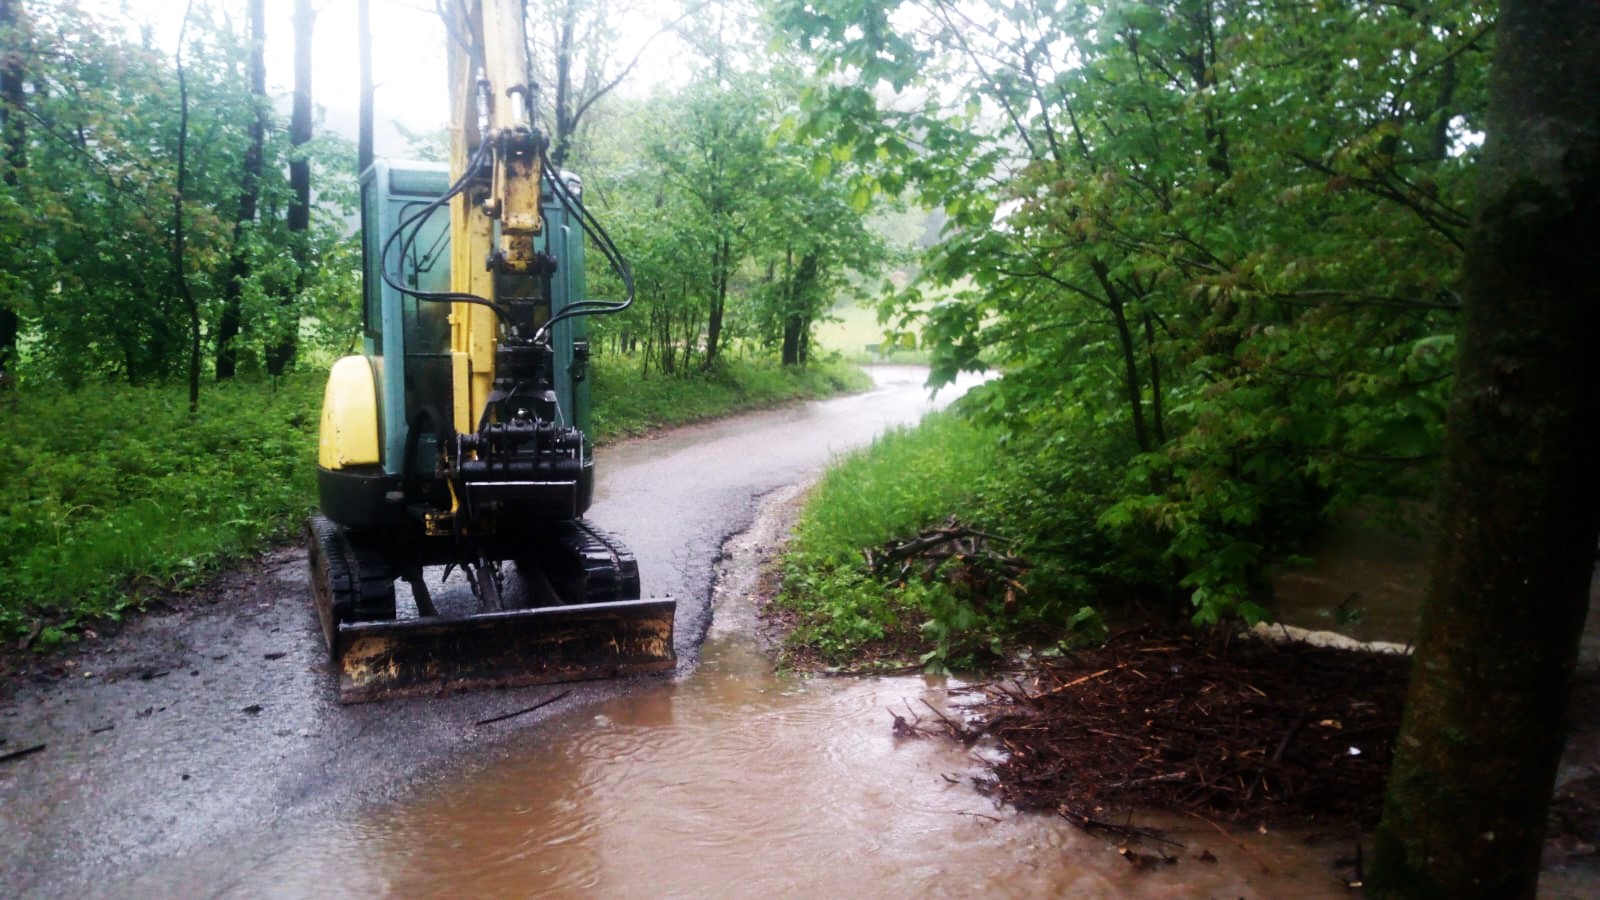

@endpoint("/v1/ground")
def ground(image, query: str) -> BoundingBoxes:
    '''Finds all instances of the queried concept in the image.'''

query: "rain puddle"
[146,635,1359,898]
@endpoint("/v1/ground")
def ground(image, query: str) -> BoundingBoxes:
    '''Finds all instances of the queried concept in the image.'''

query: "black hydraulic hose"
[377,140,513,322]
[532,144,636,344]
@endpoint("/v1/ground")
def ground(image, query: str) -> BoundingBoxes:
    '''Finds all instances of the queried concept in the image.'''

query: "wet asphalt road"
[0,366,969,897]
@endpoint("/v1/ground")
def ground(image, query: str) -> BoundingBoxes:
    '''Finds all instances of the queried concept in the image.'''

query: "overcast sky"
[105,0,689,158]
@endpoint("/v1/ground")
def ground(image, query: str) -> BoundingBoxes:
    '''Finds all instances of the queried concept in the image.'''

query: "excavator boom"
[307,0,674,703]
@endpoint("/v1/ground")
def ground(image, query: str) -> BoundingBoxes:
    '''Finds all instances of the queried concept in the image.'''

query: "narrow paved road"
[0,366,970,897]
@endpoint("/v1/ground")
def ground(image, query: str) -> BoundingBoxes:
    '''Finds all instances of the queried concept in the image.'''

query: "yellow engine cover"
[317,356,382,470]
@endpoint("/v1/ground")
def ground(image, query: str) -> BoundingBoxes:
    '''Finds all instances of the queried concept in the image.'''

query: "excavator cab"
[306,159,675,703]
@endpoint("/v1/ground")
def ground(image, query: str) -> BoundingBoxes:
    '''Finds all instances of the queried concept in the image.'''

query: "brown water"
[1269,509,1600,667]
[120,502,1600,898]
[1268,510,1432,645]
[162,635,1356,898]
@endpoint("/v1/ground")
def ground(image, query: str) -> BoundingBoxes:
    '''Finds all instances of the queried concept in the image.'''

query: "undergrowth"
[0,356,869,647]
[0,375,324,648]
[776,406,1124,672]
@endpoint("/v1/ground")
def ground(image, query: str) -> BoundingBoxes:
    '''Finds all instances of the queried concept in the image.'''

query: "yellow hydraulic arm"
[444,0,546,437]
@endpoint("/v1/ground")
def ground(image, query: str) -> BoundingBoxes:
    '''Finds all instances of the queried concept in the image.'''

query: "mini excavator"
[307,0,674,703]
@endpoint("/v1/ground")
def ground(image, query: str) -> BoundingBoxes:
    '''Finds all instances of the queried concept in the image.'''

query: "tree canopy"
[776,0,1491,621]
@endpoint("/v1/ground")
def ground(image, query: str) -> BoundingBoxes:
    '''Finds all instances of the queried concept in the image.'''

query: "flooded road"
[7,367,1596,897]
[0,367,979,895]
[118,489,1360,898]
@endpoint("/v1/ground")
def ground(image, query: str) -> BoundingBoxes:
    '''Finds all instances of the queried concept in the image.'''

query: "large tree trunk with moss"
[1369,1,1600,895]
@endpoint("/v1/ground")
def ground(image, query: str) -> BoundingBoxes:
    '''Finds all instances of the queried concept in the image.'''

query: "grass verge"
[774,407,1121,672]
[0,356,868,648]
[589,357,870,440]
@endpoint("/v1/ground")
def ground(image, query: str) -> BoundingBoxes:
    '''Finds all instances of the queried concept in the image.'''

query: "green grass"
[778,412,1006,668]
[0,375,324,647]
[0,356,869,647]
[589,356,870,440]
[776,408,1111,671]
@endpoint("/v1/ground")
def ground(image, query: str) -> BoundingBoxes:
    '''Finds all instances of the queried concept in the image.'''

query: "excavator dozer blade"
[333,599,676,704]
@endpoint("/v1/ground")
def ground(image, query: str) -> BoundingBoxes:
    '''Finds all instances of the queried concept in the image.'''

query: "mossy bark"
[1369,1,1600,895]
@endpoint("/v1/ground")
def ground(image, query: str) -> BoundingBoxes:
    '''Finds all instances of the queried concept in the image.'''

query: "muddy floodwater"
[122,490,1367,899]
[132,623,1362,898]
[8,369,1598,897]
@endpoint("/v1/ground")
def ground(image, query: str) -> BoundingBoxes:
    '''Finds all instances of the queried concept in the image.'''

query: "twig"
[1058,804,1186,847]
[1187,810,1271,873]
[1043,664,1125,696]
[1271,711,1309,764]
[1107,771,1189,790]
[955,810,1003,823]
[473,690,571,726]
[0,743,46,764]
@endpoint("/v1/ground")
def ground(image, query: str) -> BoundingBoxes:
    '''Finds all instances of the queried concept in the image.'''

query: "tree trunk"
[1090,258,1150,453]
[1142,311,1166,445]
[550,0,576,169]
[1369,1,1600,895]
[270,0,314,376]
[782,252,819,367]
[174,3,200,411]
[0,0,25,371]
[704,234,729,370]
[216,0,266,381]
[357,0,374,175]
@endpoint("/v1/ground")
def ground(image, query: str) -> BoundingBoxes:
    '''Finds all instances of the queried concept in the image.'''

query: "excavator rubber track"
[308,516,675,704]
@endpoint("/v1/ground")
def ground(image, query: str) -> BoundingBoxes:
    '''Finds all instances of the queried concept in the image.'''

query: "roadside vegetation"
[777,405,1125,671]
[0,0,895,650]
[772,0,1477,668]
[591,357,867,439]
[0,358,867,649]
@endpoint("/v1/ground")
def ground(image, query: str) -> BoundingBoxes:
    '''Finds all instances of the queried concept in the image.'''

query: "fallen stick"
[1058,804,1185,847]
[474,690,571,727]
[1187,810,1271,873]
[1107,770,1189,790]
[1270,711,1309,764]
[0,743,46,764]
[1042,664,1126,696]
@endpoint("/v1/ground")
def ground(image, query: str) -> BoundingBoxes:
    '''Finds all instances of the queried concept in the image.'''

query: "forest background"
[0,0,890,644]
[0,0,1492,662]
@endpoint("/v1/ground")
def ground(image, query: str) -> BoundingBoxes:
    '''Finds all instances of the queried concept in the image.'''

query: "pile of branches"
[865,517,1028,610]
[946,628,1410,831]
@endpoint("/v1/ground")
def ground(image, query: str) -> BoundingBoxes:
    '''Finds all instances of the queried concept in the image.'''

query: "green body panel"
[357,160,591,477]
